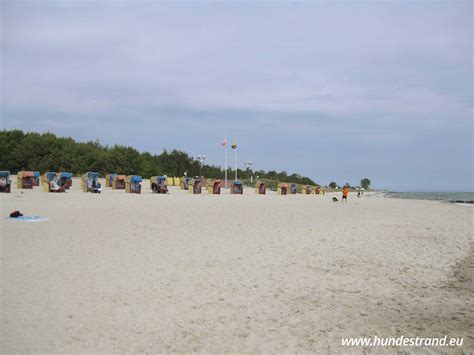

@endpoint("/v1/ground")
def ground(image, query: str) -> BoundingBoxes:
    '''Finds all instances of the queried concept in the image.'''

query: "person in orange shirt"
[342,185,349,202]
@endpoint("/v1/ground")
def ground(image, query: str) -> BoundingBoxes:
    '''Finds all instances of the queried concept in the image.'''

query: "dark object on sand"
[332,197,339,202]
[10,210,24,218]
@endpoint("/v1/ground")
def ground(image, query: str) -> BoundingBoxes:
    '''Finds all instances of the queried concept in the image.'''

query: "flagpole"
[224,146,228,188]
[235,147,238,180]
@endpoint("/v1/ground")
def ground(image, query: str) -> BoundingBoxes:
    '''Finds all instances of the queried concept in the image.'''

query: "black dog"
[332,197,339,202]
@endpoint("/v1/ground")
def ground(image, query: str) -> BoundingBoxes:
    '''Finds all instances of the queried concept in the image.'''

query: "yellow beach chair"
[17,171,35,189]
[181,177,191,190]
[300,185,312,194]
[125,175,142,194]
[105,174,116,187]
[150,176,168,193]
[81,172,101,193]
[41,172,59,192]
[173,177,180,186]
[112,175,126,189]
[189,178,202,194]
[277,183,288,195]
[206,179,222,194]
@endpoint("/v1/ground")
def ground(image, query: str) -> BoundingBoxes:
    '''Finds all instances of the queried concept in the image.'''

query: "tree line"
[0,130,316,185]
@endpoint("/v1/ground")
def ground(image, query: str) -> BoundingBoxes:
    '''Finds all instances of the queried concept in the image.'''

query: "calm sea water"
[386,191,474,204]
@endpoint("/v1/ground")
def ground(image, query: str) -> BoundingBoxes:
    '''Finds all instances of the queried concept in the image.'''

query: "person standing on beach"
[342,185,349,202]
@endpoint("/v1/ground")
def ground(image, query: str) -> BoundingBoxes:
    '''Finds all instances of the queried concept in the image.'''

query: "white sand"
[1,178,473,352]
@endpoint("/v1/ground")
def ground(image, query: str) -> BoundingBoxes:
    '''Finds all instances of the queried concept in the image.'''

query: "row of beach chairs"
[0,171,73,193]
[0,171,325,195]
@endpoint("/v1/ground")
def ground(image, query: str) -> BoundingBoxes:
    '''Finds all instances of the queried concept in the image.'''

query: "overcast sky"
[1,1,472,191]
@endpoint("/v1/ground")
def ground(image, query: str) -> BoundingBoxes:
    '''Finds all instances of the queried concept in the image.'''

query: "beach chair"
[157,176,169,193]
[300,185,312,194]
[17,171,35,189]
[125,175,142,194]
[42,172,65,193]
[0,171,12,193]
[290,183,298,194]
[33,171,40,186]
[173,177,181,186]
[81,172,102,193]
[255,181,266,194]
[189,178,202,194]
[314,185,324,195]
[181,177,192,190]
[41,172,56,192]
[206,179,221,194]
[150,176,168,193]
[105,174,116,187]
[277,183,288,195]
[58,172,73,189]
[231,180,243,194]
[112,175,126,189]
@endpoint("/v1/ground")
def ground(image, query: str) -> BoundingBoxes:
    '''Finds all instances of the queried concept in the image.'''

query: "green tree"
[106,145,141,175]
[329,181,337,189]
[360,178,371,190]
[0,129,319,184]
[0,129,25,171]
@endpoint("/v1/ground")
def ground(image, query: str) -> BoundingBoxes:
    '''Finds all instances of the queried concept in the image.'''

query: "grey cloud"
[1,1,472,190]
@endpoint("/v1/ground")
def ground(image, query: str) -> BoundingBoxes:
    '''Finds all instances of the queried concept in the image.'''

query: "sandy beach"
[1,178,473,352]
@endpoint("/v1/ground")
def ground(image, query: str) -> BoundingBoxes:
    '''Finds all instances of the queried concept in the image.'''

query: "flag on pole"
[231,140,237,149]
[221,138,227,148]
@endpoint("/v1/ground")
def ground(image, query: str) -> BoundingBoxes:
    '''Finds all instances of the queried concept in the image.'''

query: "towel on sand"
[6,216,48,222]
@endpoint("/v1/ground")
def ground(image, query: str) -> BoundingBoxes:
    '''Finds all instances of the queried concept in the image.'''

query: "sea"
[385,191,474,204]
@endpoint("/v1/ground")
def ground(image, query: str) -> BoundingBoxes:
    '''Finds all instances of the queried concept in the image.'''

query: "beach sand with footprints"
[1,177,473,352]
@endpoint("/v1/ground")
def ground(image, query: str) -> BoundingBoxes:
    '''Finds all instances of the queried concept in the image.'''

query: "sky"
[1,1,472,191]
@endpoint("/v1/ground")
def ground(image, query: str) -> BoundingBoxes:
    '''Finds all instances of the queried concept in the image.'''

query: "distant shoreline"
[382,191,474,205]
